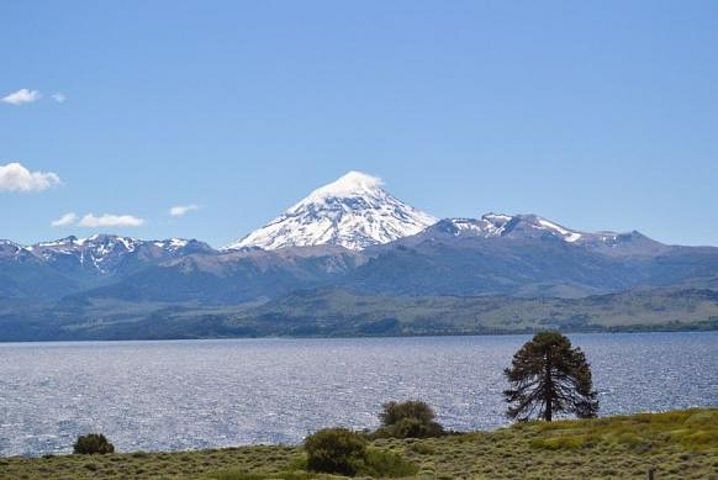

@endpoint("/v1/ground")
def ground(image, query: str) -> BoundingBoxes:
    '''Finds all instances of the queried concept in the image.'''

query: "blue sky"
[2,1,717,247]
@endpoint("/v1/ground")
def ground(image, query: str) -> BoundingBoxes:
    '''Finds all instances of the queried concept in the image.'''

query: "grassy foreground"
[1,409,716,479]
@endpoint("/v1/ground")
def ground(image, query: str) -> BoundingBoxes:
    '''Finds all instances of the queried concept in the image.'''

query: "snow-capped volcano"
[226,171,437,251]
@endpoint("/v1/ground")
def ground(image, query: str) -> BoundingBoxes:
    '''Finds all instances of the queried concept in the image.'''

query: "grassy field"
[1,409,716,479]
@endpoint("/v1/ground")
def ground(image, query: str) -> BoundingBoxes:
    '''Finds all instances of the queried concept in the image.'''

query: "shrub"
[380,400,436,426]
[376,401,445,438]
[73,433,115,455]
[304,428,367,475]
[393,417,444,438]
[361,447,419,477]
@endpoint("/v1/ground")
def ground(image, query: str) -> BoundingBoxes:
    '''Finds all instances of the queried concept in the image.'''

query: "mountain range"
[2,171,717,341]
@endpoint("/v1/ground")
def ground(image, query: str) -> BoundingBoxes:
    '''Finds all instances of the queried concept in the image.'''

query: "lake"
[0,332,716,457]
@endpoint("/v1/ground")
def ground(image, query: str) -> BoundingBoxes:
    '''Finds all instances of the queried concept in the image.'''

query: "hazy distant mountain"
[347,217,718,298]
[225,171,437,251]
[30,234,214,279]
[75,245,362,304]
[0,235,214,299]
[64,214,718,305]
[402,214,668,253]
[1,171,717,340]
[0,240,77,299]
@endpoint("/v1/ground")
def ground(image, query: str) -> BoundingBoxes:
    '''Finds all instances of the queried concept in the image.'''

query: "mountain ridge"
[1,170,717,340]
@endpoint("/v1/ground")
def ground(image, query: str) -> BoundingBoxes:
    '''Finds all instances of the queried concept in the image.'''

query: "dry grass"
[1,409,716,479]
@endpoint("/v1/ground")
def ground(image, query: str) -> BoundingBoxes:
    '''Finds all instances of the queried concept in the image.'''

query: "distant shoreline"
[1,323,716,344]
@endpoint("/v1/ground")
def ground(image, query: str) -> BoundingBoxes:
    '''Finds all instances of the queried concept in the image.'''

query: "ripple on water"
[0,332,716,456]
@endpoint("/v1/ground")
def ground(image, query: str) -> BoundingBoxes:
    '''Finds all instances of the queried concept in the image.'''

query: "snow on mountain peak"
[299,170,383,205]
[226,171,437,251]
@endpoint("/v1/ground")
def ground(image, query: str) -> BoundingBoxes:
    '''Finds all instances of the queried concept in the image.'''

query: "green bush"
[393,417,445,438]
[361,448,419,477]
[304,428,367,475]
[376,401,445,438]
[73,433,115,455]
[380,400,436,426]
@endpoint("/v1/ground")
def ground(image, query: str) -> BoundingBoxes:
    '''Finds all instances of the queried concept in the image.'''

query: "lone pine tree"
[504,331,599,421]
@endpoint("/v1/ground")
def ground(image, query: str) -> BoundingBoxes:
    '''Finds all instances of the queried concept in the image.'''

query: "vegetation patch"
[73,433,115,455]
[372,400,446,439]
[2,408,715,479]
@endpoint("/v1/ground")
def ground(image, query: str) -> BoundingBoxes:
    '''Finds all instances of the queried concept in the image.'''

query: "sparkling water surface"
[0,332,716,456]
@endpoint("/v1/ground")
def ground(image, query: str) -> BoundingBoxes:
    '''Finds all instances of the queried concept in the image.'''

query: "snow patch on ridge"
[438,214,586,243]
[28,235,202,274]
[537,219,582,242]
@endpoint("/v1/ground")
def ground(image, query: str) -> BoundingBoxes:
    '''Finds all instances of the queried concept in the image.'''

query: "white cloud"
[51,212,78,227]
[51,92,67,103]
[2,88,42,105]
[78,213,145,228]
[0,162,62,192]
[51,212,145,228]
[169,204,200,217]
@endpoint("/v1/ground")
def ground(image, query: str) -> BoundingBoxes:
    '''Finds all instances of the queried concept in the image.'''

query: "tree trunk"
[544,349,553,421]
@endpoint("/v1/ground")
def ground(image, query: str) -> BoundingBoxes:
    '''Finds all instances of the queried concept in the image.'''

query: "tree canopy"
[504,331,598,421]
